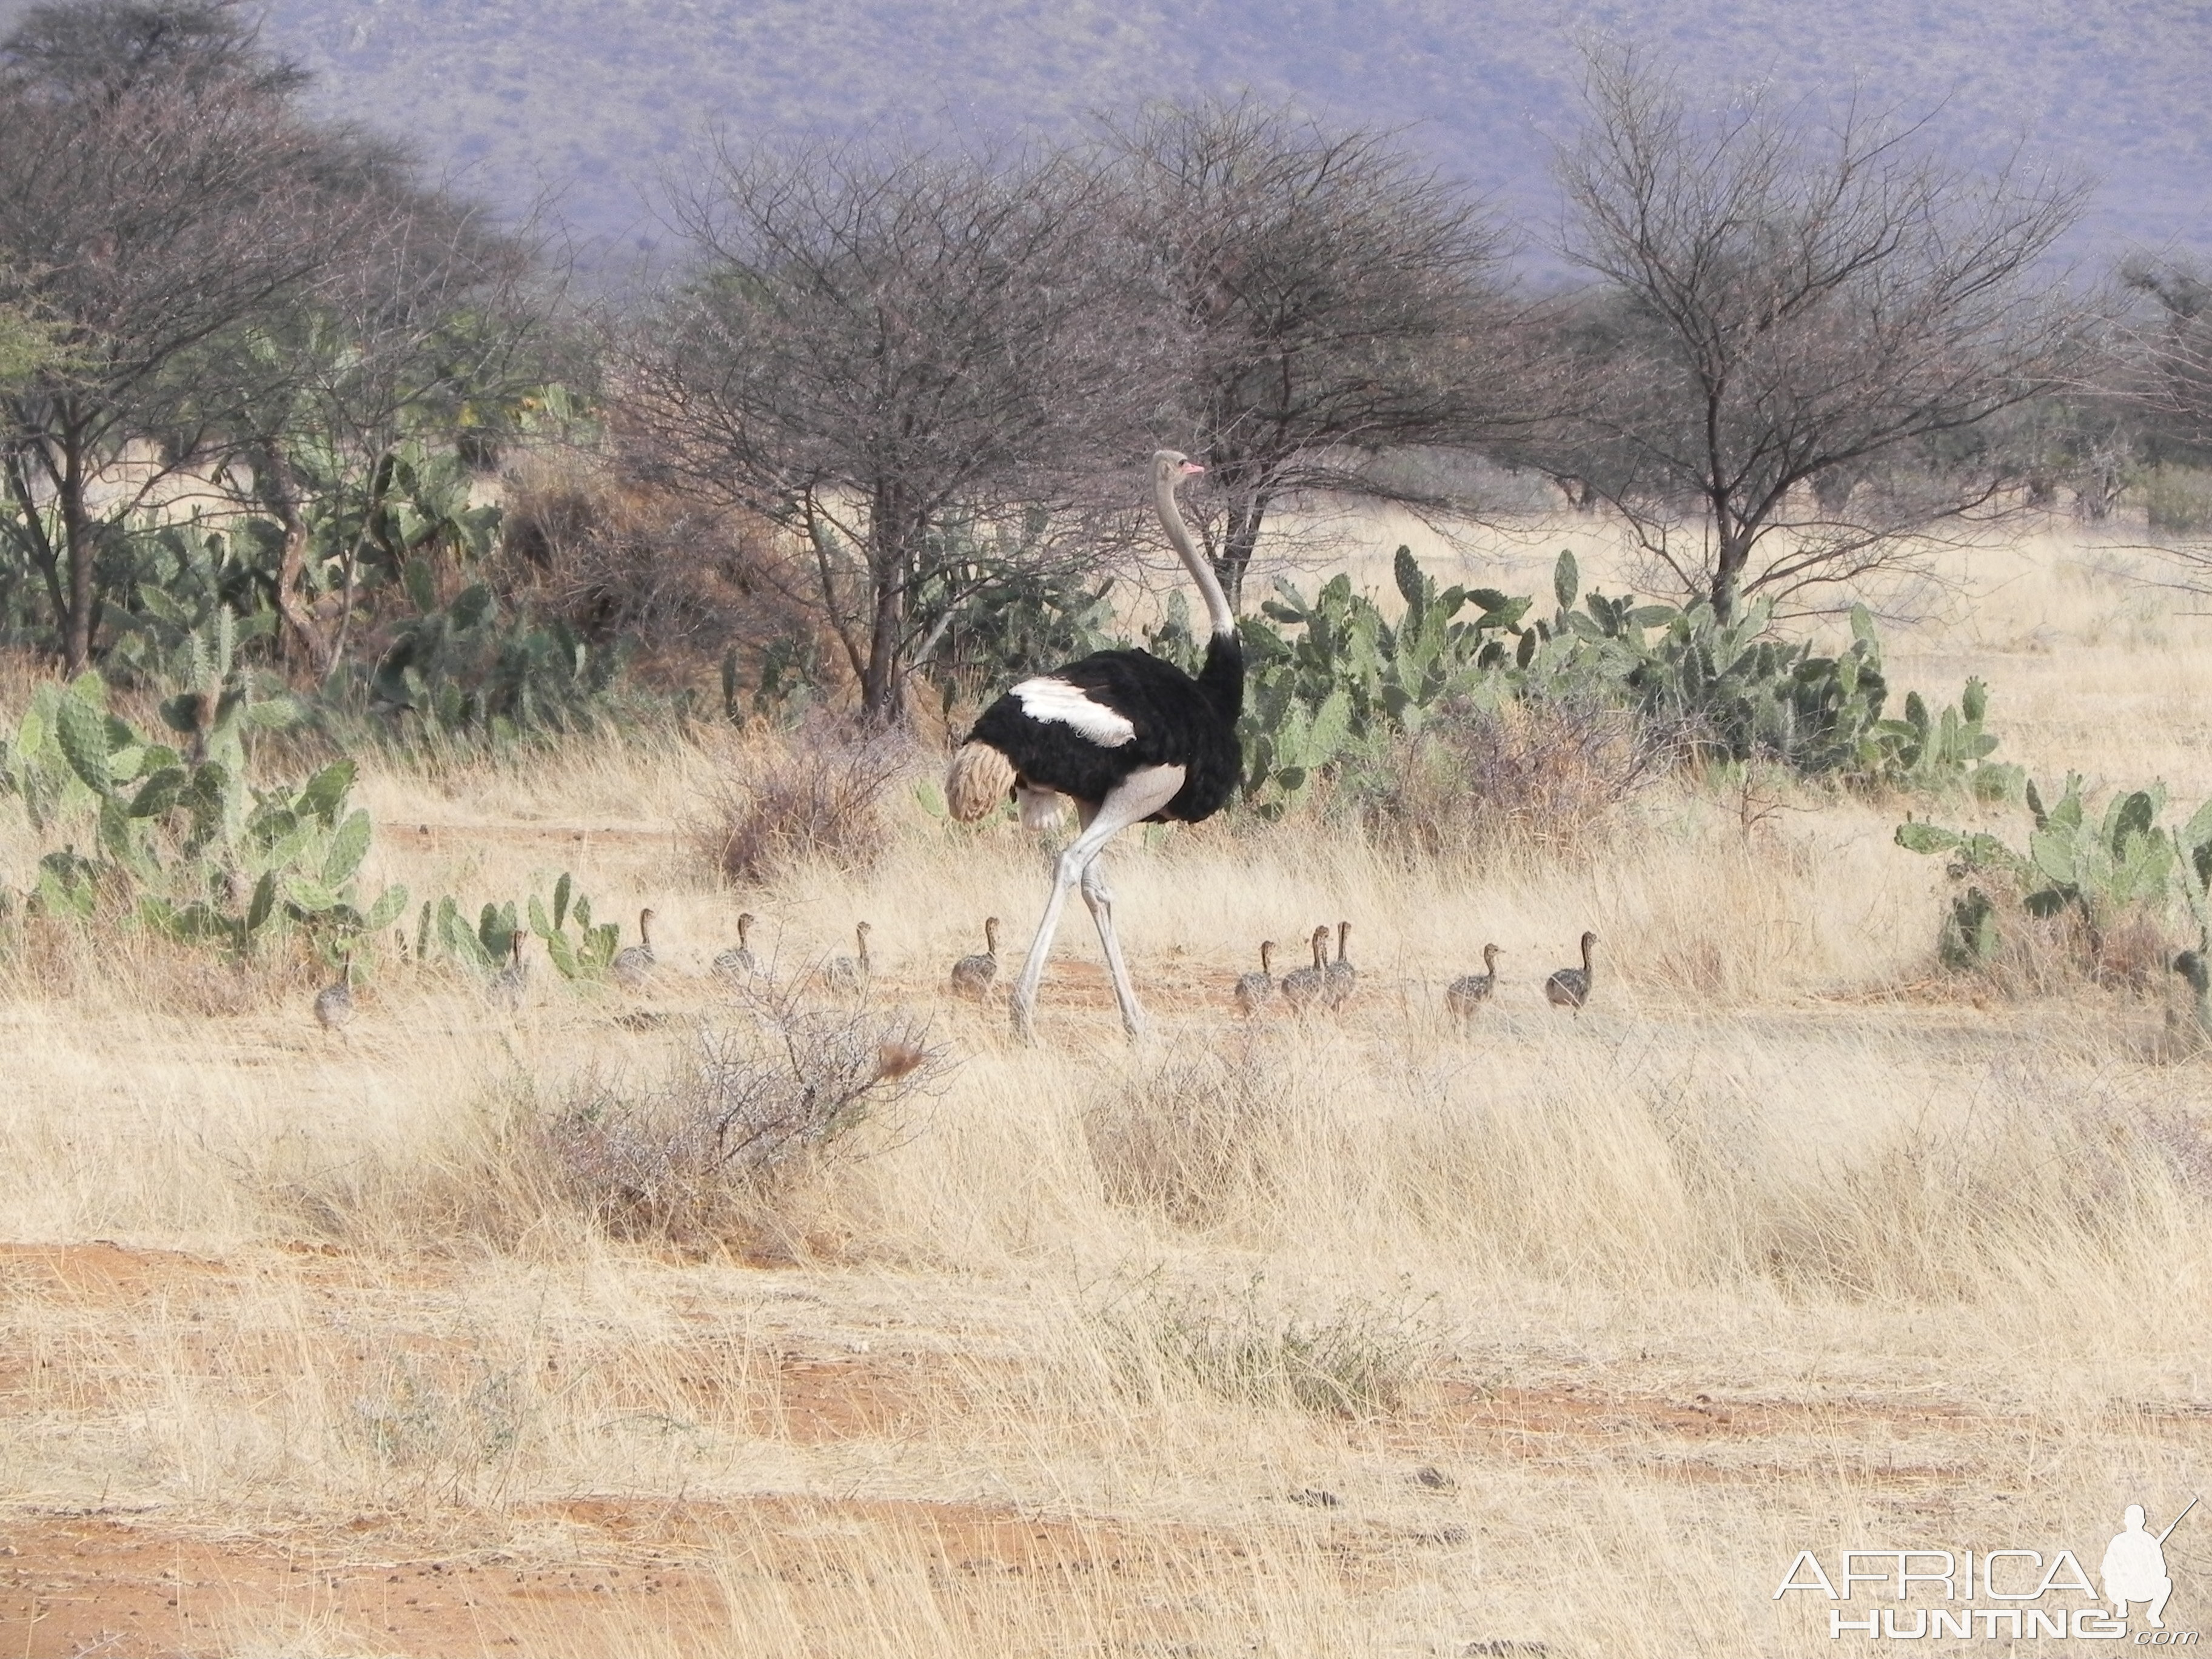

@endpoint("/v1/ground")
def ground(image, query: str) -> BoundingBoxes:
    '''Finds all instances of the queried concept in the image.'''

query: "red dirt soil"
[1,1496,1245,1657]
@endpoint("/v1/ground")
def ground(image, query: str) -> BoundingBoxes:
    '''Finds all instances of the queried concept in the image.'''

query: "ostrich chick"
[315,954,355,1034]
[611,907,657,991]
[823,922,872,994]
[1323,919,1356,1008]
[1234,940,1276,1016]
[1446,943,1503,1021]
[1546,931,1598,1013]
[950,917,1001,1001]
[491,929,529,1009]
[714,913,758,981]
[1278,926,1332,1011]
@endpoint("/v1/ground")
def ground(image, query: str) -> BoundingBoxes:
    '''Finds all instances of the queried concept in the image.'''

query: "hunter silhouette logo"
[1775,1498,2199,1641]
[2106,1501,2194,1631]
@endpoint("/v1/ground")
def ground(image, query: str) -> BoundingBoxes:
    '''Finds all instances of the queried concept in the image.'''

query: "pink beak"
[1181,461,1206,475]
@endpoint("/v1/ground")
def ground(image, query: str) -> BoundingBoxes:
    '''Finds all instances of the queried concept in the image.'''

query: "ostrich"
[950,917,1000,1001]
[611,908,657,991]
[822,922,871,994]
[314,953,355,1034]
[492,928,529,1009]
[1323,920,1356,1008]
[1446,943,1503,1020]
[1278,926,1332,1011]
[713,913,759,982]
[945,451,1241,1041]
[1234,940,1276,1016]
[1546,931,1598,1014]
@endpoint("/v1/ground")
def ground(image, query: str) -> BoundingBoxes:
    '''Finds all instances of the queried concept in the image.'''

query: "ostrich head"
[638,907,657,945]
[737,911,755,944]
[984,916,1000,954]
[1483,942,1501,970]
[1154,449,1205,486]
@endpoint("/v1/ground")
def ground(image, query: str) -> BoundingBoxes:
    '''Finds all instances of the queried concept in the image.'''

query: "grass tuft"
[1098,1271,1438,1419]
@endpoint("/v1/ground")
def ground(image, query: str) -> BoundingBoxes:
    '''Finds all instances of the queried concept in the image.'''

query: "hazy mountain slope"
[11,0,2207,268]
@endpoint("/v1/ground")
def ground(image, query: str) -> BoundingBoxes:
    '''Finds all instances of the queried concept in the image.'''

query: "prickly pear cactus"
[1,669,401,957]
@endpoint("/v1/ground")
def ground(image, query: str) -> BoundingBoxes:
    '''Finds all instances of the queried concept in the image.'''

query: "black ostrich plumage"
[965,632,1244,824]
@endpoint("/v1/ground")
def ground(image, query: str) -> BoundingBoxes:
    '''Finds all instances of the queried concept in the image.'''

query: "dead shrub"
[1352,697,1669,862]
[1082,1037,1290,1229]
[535,983,939,1253]
[693,717,916,885]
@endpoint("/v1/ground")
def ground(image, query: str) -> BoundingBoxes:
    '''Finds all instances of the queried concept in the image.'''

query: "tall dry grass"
[4,518,2212,1655]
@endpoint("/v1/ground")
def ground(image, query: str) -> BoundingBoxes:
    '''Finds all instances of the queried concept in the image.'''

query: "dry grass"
[5,518,2212,1654]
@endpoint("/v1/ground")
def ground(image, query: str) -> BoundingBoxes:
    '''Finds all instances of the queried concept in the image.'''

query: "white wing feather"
[1009,677,1136,746]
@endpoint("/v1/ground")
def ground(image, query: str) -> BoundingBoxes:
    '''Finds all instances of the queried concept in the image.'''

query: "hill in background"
[12,0,2210,275]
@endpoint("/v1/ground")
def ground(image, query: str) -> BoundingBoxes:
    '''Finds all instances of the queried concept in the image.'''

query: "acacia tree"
[624,141,1145,721]
[0,0,386,669]
[202,173,549,678]
[1110,99,1538,610]
[1548,51,2099,620]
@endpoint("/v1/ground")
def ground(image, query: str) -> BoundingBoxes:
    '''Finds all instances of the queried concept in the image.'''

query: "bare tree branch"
[1542,46,2105,620]
[619,137,1151,722]
[1108,98,1550,609]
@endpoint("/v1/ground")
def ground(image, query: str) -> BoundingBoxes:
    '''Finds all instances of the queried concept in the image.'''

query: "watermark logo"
[1775,1498,2199,1642]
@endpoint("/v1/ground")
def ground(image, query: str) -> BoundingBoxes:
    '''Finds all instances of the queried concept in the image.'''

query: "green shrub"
[1897,776,2212,985]
[344,570,626,743]
[1153,546,2020,819]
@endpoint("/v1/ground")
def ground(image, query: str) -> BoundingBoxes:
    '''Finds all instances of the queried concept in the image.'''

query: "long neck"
[1158,469,1235,641]
[1581,936,1594,977]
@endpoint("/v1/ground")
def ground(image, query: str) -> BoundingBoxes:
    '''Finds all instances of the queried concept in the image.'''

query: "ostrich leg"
[1008,764,1184,1045]
[1079,853,1144,1039]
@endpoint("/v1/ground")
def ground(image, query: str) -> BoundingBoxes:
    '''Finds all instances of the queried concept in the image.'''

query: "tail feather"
[945,741,1016,823]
